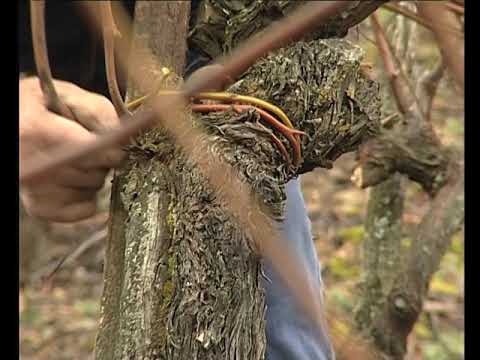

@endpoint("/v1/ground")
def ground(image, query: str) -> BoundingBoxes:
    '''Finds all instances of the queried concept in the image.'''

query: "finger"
[54,166,109,189]
[50,79,121,132]
[46,112,126,169]
[76,147,126,170]
[22,184,97,206]
[21,185,98,222]
[53,201,97,223]
[28,200,97,223]
[61,91,121,133]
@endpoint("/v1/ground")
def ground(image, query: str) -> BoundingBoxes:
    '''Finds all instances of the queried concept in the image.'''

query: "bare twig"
[370,13,412,115]
[361,14,428,121]
[29,0,76,119]
[382,2,464,38]
[417,59,446,121]
[44,226,108,282]
[101,1,130,116]
[380,112,400,127]
[418,2,465,94]
[35,328,96,353]
[425,312,459,358]
[358,28,377,47]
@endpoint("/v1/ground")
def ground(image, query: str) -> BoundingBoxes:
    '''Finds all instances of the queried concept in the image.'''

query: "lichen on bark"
[354,174,406,356]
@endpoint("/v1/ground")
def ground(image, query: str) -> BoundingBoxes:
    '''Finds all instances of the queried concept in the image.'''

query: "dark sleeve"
[19,0,207,96]
[18,0,136,97]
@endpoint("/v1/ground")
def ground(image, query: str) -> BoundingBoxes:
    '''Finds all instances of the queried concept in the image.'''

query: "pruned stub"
[199,38,380,211]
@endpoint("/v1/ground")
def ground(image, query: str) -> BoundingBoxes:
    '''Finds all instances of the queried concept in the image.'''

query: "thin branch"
[418,1,465,94]
[382,3,464,39]
[370,13,412,115]
[101,1,130,116]
[380,112,400,127]
[417,59,446,121]
[35,328,96,353]
[371,11,429,125]
[29,0,76,119]
[358,28,377,46]
[44,226,108,282]
[426,312,460,358]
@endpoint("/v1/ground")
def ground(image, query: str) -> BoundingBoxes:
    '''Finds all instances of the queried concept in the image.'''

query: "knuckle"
[55,79,82,93]
[92,94,115,113]
[105,149,126,168]
[64,202,97,222]
[22,197,46,219]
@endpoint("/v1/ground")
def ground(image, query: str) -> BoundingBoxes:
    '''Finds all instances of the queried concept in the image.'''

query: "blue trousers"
[262,178,334,360]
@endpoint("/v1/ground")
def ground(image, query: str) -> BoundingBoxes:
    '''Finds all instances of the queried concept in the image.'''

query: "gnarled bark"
[95,2,381,359]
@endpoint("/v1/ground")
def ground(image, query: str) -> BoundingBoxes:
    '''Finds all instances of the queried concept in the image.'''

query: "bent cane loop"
[30,0,76,120]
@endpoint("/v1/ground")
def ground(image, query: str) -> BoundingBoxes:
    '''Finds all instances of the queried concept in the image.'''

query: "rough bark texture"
[95,2,382,359]
[354,122,451,197]
[188,0,387,61]
[354,174,406,356]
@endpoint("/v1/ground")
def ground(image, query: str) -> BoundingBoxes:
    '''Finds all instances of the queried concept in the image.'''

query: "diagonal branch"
[417,59,446,121]
[382,2,464,39]
[29,0,76,119]
[370,13,412,116]
[418,2,464,94]
[101,1,130,116]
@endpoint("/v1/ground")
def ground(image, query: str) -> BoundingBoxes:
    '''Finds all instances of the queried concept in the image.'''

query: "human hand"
[20,77,125,222]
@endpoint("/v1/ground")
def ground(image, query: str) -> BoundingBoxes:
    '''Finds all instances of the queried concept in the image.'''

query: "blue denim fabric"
[262,178,334,360]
